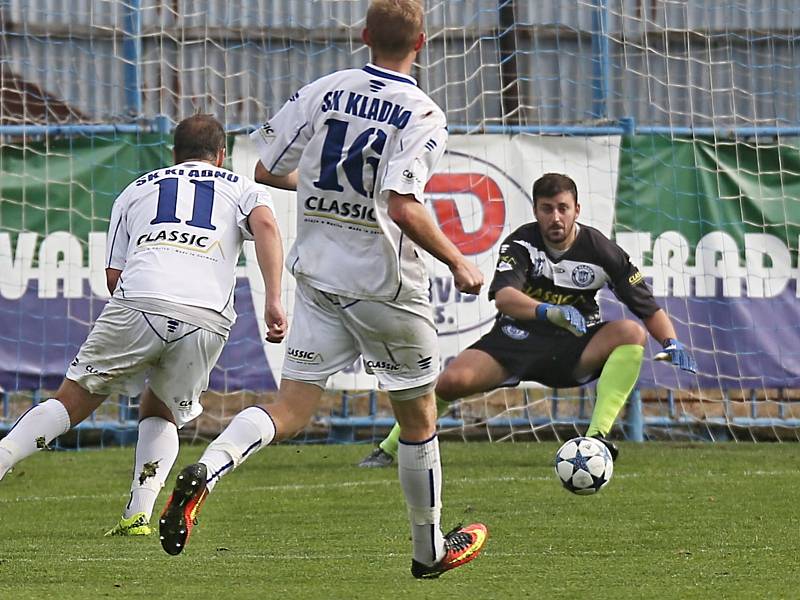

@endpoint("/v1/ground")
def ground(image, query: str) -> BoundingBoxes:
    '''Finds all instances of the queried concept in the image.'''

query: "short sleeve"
[105,192,130,269]
[488,236,532,300]
[381,108,447,202]
[606,244,661,319]
[236,182,276,240]
[250,84,314,176]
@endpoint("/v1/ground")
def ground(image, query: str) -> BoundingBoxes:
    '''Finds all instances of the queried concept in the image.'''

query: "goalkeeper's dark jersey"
[488,222,660,333]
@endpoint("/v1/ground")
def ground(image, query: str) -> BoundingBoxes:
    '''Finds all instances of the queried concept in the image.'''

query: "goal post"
[0,0,798,444]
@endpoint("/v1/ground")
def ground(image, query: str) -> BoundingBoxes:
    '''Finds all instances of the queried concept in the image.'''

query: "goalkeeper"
[360,172,696,467]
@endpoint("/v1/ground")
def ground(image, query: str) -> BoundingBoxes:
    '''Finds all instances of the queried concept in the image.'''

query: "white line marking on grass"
[2,551,522,563]
[1,469,795,505]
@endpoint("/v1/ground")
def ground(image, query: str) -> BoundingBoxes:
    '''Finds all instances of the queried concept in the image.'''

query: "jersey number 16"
[314,118,387,198]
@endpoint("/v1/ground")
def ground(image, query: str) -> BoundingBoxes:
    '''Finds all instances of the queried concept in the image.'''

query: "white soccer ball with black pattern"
[554,437,614,495]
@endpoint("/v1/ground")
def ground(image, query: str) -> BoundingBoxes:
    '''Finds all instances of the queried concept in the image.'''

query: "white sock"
[200,406,275,492]
[123,417,179,520]
[398,435,445,566]
[0,399,71,469]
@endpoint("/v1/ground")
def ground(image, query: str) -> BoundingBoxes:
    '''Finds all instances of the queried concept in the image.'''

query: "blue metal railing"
[3,388,799,446]
[4,118,800,139]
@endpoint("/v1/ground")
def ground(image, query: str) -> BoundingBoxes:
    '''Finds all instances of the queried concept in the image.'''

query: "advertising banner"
[2,133,796,393]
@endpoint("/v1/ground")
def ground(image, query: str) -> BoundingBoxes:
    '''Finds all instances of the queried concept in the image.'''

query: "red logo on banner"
[426,173,505,255]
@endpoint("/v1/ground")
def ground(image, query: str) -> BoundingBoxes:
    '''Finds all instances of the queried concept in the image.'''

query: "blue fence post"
[154,114,172,134]
[123,0,143,117]
[578,387,587,421]
[551,388,560,421]
[619,116,636,135]
[627,388,644,442]
[591,0,611,119]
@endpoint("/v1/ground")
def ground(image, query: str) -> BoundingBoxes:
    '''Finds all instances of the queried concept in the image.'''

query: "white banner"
[232,134,620,389]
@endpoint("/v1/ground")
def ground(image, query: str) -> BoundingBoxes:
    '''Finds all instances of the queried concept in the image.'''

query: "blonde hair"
[366,0,424,60]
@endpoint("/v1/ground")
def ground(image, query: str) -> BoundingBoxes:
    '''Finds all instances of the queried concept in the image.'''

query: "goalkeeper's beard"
[543,222,574,246]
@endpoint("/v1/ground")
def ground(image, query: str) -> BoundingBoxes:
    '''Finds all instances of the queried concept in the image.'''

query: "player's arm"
[607,245,697,372]
[642,309,697,372]
[105,268,122,296]
[489,235,585,336]
[104,191,130,297]
[254,160,298,191]
[387,192,483,294]
[494,287,587,336]
[250,83,313,191]
[248,205,287,343]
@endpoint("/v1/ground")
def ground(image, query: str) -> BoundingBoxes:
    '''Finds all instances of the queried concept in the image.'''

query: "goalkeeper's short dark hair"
[173,114,226,163]
[532,173,579,207]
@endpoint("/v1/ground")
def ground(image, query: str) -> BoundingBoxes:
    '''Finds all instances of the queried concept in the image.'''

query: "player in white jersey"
[0,115,287,538]
[160,0,488,579]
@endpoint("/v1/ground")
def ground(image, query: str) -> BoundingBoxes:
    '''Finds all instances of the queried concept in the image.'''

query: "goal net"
[0,0,798,445]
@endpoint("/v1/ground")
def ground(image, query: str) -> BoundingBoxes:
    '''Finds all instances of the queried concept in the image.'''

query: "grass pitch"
[0,442,797,599]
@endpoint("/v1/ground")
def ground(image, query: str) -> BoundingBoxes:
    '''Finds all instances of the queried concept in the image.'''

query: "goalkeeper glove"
[535,303,587,337]
[654,338,697,373]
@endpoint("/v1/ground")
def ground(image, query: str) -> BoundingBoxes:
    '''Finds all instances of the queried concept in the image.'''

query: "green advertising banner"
[0,133,798,391]
[614,135,800,389]
[0,134,170,242]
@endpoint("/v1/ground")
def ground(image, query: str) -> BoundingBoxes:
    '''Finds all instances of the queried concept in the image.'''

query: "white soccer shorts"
[283,281,440,393]
[66,302,225,427]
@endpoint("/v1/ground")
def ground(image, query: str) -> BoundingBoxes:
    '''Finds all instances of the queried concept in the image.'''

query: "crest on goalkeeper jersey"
[106,163,274,314]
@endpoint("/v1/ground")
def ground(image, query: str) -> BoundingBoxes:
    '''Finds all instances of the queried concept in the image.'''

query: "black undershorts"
[469,318,609,388]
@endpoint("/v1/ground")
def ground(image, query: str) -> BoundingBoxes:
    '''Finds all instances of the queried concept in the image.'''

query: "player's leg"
[194,284,355,492]
[348,295,487,577]
[360,349,510,467]
[110,318,225,536]
[574,319,646,452]
[0,379,103,480]
[198,379,324,492]
[159,282,355,555]
[106,388,178,536]
[0,303,155,481]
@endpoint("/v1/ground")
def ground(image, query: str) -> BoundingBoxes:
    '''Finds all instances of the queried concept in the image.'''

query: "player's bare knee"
[617,319,647,346]
[435,371,466,402]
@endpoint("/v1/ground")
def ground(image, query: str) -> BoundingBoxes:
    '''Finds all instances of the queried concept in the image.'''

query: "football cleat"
[357,447,394,468]
[104,512,153,536]
[590,434,619,461]
[411,523,488,579]
[159,463,208,556]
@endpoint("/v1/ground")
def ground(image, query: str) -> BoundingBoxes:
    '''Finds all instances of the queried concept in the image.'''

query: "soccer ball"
[554,437,614,495]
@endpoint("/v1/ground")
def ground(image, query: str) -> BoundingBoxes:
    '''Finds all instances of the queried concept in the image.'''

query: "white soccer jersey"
[105,162,274,323]
[250,63,448,301]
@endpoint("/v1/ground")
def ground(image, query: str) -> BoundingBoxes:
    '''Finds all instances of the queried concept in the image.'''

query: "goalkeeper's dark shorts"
[468,318,609,389]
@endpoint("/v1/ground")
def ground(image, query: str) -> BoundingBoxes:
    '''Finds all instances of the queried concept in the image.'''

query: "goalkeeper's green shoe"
[411,523,488,579]
[590,434,619,461]
[104,512,153,536]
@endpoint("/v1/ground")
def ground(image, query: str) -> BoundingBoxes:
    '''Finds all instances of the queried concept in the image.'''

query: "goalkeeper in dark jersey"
[360,172,696,466]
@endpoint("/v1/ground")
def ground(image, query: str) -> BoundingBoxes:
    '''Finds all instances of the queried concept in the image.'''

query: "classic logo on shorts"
[364,360,403,373]
[571,264,596,287]
[501,323,529,340]
[287,347,322,365]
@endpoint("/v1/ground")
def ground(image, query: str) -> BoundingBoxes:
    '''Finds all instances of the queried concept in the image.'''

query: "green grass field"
[1,442,797,599]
